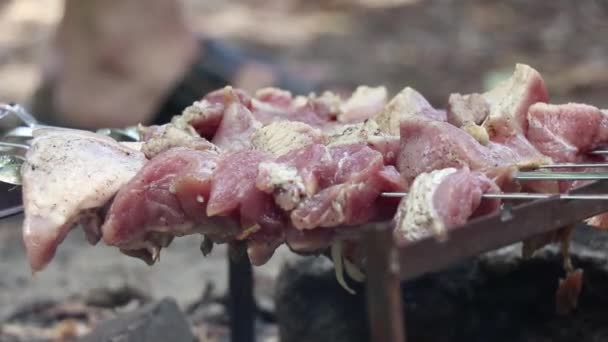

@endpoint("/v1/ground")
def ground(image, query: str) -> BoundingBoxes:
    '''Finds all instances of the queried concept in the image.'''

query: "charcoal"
[275,233,608,342]
[79,298,195,342]
[275,257,369,342]
[84,285,150,308]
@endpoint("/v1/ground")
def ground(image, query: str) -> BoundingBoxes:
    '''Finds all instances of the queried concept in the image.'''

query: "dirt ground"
[1,0,608,340]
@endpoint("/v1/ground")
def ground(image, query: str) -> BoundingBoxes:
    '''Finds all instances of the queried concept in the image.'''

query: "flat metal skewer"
[380,192,608,200]
[531,162,608,169]
[514,171,608,181]
[0,204,23,219]
[588,149,608,155]
[0,142,30,150]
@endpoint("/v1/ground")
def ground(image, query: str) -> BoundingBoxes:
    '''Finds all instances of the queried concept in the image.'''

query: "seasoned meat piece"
[138,123,218,158]
[528,102,608,163]
[398,118,499,182]
[176,99,225,140]
[256,144,333,214]
[447,93,490,144]
[102,147,236,264]
[22,128,146,271]
[375,86,446,135]
[289,144,387,229]
[211,96,262,152]
[257,162,306,211]
[326,120,400,164]
[394,167,500,243]
[163,86,253,141]
[291,182,380,229]
[337,86,387,123]
[447,93,490,127]
[482,63,549,136]
[251,121,324,156]
[398,117,553,191]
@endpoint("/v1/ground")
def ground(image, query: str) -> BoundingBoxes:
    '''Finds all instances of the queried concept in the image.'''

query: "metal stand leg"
[229,244,255,342]
[364,227,406,342]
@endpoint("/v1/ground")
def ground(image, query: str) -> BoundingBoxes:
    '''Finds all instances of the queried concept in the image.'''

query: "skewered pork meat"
[394,167,500,243]
[251,121,325,156]
[397,117,550,187]
[447,93,490,144]
[398,117,501,182]
[101,147,237,264]
[447,93,488,128]
[481,63,549,136]
[337,86,387,123]
[446,64,548,140]
[14,62,607,276]
[399,64,555,194]
[102,139,402,265]
[527,103,608,227]
[527,103,608,163]
[375,86,446,136]
[22,128,146,271]
[138,123,219,158]
[325,119,400,165]
[145,85,387,153]
[288,143,391,229]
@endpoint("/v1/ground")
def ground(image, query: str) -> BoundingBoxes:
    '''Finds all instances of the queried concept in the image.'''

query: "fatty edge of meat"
[21,129,147,271]
[251,121,323,157]
[338,86,387,123]
[395,168,457,242]
[257,161,306,211]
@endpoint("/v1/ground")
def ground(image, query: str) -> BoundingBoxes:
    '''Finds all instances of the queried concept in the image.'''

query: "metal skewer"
[588,149,608,155]
[0,141,30,150]
[514,171,608,181]
[531,162,608,169]
[380,191,608,200]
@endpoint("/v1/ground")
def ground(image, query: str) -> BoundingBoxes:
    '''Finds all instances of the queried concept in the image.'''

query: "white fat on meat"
[448,64,548,143]
[251,121,324,156]
[448,93,489,127]
[482,63,549,136]
[338,86,387,123]
[21,128,146,271]
[174,99,224,139]
[315,91,343,116]
[257,162,306,211]
[447,93,490,145]
[394,167,500,243]
[326,120,382,146]
[138,123,219,158]
[375,86,446,136]
[176,100,213,129]
[395,168,457,242]
[326,120,400,164]
[120,141,144,151]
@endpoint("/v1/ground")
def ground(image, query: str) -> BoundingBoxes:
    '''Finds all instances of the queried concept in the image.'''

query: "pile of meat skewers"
[18,64,608,287]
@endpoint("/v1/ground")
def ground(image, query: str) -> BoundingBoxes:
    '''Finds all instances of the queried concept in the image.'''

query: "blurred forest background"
[0,0,607,110]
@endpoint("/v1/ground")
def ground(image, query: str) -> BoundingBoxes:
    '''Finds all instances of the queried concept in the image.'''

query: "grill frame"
[229,180,608,342]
